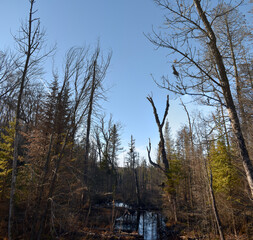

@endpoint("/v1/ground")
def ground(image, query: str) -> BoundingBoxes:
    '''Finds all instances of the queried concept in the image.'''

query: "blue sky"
[3,0,247,163]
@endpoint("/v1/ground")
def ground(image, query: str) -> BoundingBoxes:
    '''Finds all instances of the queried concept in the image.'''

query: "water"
[114,208,166,240]
[114,202,132,208]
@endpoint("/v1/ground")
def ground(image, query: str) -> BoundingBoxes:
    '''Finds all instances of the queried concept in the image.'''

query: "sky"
[1,0,251,164]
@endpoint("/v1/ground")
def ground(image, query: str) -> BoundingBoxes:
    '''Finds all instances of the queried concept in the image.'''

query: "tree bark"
[83,57,97,187]
[133,166,141,207]
[8,1,34,238]
[147,95,170,172]
[209,171,225,240]
[194,0,253,199]
[225,17,248,140]
[147,95,177,222]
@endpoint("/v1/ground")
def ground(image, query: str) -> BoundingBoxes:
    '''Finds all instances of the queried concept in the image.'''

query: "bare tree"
[148,0,253,198]
[147,95,170,173]
[83,46,111,191]
[147,95,178,221]
[8,1,54,238]
[0,51,18,100]
[210,3,253,142]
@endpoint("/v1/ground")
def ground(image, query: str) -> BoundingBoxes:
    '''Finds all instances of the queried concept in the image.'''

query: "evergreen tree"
[110,124,122,170]
[164,122,182,194]
[42,76,71,136]
[0,122,15,199]
[126,136,141,206]
[42,75,59,134]
[209,139,238,195]
[127,135,138,169]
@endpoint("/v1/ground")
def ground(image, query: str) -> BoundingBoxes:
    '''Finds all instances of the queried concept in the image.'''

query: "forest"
[0,0,253,239]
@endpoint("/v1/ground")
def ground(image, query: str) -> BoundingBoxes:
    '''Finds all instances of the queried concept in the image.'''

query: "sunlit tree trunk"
[209,171,225,240]
[8,1,41,238]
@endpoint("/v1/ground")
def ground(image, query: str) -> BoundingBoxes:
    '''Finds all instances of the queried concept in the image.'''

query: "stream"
[113,203,168,240]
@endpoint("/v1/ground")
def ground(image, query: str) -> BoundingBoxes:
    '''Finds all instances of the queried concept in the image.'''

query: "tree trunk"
[134,168,141,207]
[209,171,225,240]
[181,101,194,209]
[171,195,178,223]
[225,17,248,137]
[147,95,170,172]
[36,130,69,240]
[147,96,178,221]
[194,0,253,199]
[8,2,34,237]
[30,134,53,240]
[84,58,97,187]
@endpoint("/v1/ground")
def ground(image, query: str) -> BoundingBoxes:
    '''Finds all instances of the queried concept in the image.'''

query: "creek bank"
[56,201,184,239]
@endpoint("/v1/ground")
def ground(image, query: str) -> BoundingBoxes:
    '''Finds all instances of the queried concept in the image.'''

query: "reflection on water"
[114,202,132,209]
[114,209,165,240]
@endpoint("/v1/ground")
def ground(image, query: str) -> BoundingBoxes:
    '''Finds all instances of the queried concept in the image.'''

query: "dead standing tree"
[83,46,111,201]
[8,0,54,239]
[147,0,253,199]
[147,95,169,172]
[147,95,178,222]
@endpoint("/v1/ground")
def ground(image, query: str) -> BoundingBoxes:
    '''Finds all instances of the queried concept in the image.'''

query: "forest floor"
[1,200,250,239]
